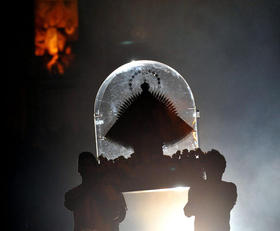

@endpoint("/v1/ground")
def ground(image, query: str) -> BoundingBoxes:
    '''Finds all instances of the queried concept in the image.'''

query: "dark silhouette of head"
[78,152,99,180]
[141,81,149,92]
[204,150,226,181]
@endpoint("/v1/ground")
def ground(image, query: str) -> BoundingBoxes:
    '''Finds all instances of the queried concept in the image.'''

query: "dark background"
[8,0,280,231]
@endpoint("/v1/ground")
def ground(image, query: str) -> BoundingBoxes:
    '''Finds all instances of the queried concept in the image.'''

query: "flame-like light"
[35,0,78,74]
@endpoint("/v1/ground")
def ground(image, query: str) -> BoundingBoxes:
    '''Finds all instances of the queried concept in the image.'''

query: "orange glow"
[35,0,78,74]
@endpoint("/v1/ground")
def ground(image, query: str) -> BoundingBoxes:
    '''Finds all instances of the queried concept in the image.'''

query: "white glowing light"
[124,187,188,194]
[121,187,194,231]
[173,186,188,192]
[162,211,194,231]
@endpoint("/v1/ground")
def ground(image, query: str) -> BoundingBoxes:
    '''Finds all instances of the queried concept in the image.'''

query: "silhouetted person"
[64,152,127,231]
[184,150,237,231]
[100,170,127,231]
[64,152,102,231]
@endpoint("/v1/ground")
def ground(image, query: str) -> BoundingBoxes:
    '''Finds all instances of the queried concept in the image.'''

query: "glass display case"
[94,60,199,160]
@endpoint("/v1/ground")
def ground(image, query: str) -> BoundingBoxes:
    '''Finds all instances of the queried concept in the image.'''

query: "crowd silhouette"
[65,82,237,231]
[65,149,237,231]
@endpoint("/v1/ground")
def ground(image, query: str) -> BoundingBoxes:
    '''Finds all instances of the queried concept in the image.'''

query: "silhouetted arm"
[230,183,237,209]
[64,185,84,211]
[184,187,196,217]
[114,193,127,223]
[98,184,127,223]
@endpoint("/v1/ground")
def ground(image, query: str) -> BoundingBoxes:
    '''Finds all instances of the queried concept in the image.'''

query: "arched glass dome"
[94,60,199,160]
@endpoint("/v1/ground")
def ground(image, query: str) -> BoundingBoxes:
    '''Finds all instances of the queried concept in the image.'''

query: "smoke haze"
[8,0,280,231]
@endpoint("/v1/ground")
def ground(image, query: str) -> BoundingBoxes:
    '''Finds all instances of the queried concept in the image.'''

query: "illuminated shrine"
[94,60,203,191]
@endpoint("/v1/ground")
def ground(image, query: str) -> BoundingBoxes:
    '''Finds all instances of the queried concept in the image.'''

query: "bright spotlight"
[173,186,188,192]
[121,187,194,231]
